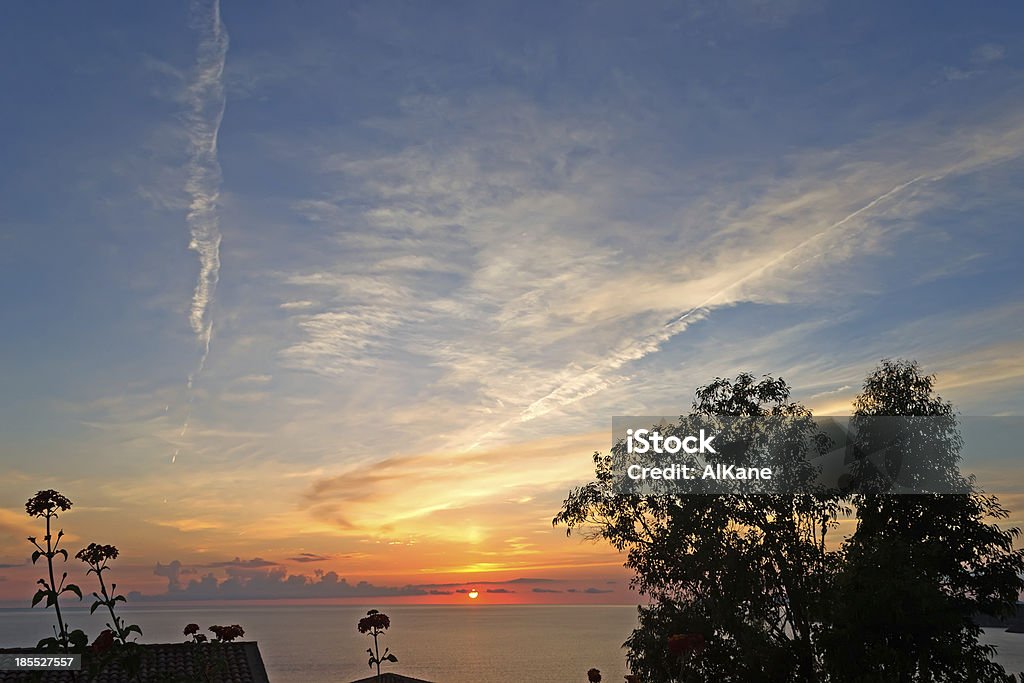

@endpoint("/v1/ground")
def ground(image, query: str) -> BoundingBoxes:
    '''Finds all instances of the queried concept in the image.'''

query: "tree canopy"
[555,360,1024,683]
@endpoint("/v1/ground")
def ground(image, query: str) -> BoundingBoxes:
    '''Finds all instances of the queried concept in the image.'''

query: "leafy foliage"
[556,362,1024,682]
[556,373,844,682]
[821,359,1024,682]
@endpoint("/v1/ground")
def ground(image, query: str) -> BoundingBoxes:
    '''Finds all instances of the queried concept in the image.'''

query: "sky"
[1,0,1023,606]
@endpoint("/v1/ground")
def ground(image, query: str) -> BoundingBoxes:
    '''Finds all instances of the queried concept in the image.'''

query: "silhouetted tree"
[822,359,1024,682]
[555,373,844,682]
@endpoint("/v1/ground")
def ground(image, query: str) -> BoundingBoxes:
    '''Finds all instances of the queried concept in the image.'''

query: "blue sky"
[1,0,1023,600]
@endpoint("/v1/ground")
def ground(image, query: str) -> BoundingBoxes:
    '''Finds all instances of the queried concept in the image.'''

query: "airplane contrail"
[185,0,227,388]
[486,173,940,442]
[176,0,229,457]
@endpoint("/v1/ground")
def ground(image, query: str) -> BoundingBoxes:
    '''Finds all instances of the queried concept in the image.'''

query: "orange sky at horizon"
[0,430,648,606]
[5,408,1024,608]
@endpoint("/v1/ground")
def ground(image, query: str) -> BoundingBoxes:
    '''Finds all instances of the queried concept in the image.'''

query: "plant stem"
[96,569,124,641]
[45,514,69,651]
[373,631,381,680]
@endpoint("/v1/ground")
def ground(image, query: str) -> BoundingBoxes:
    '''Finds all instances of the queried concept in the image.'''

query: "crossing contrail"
[467,173,938,448]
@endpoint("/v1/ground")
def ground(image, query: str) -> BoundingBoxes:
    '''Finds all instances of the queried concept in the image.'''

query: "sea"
[1,604,1022,682]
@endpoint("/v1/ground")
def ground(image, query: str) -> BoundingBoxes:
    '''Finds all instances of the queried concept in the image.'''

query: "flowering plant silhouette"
[209,624,246,642]
[184,623,208,644]
[358,609,397,680]
[76,542,143,645]
[25,490,86,652]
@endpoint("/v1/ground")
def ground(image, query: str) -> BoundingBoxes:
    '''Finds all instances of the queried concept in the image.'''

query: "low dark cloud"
[0,563,24,569]
[203,557,279,569]
[288,553,329,563]
[154,560,184,590]
[141,561,611,602]
[419,577,554,588]
[137,564,430,601]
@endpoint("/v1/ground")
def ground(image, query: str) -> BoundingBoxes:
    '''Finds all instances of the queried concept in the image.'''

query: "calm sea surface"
[0,604,637,682]
[1,604,1021,682]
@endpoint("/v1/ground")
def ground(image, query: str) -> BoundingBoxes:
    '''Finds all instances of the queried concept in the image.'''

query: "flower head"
[209,624,245,642]
[357,609,391,634]
[75,543,119,566]
[183,623,200,636]
[26,490,72,517]
[588,668,602,682]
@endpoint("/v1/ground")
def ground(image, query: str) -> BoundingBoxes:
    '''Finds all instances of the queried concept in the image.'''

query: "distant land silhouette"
[976,603,1024,633]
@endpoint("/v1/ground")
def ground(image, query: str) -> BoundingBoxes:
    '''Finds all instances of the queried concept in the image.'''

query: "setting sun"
[468,589,479,600]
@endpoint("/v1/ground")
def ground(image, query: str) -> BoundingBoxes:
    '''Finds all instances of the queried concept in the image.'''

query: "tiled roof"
[0,642,270,682]
[349,674,435,683]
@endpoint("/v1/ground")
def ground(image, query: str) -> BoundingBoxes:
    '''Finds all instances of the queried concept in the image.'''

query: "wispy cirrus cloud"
[272,91,1024,455]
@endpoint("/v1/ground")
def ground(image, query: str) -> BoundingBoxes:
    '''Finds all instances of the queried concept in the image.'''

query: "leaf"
[368,657,375,668]
[127,624,143,635]
[69,630,88,649]
[90,601,101,614]
[64,583,82,599]
[115,595,127,603]
[57,549,68,561]
[385,654,398,662]
[31,589,46,607]
[37,637,59,650]
[46,593,56,607]
[31,550,42,564]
